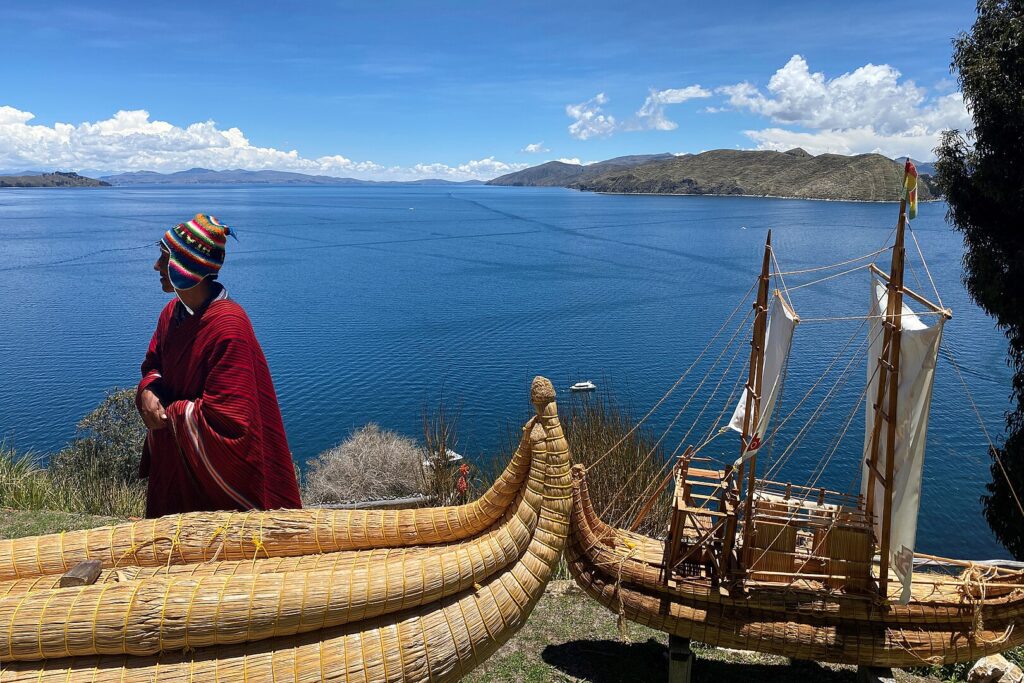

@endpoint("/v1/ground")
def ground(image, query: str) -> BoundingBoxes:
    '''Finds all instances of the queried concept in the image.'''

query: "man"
[135,214,302,517]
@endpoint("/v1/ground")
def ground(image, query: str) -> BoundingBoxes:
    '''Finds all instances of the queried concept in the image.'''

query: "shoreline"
[584,188,942,204]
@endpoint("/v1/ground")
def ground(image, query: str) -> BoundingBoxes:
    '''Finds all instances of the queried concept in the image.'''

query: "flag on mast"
[903,159,919,220]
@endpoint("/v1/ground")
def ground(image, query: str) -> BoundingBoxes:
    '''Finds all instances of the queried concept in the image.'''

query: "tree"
[935,0,1024,559]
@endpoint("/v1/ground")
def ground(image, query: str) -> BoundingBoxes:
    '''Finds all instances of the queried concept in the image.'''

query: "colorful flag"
[903,159,918,220]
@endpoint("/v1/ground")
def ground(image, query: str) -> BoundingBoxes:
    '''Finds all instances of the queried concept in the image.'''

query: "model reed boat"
[567,163,1024,667]
[0,377,570,682]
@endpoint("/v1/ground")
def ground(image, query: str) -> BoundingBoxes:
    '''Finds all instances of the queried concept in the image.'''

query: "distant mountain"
[487,153,674,187]
[0,172,109,188]
[492,149,933,202]
[102,168,371,186]
[101,168,487,186]
[900,157,936,176]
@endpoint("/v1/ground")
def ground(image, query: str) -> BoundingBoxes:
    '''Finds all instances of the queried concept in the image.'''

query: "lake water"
[0,185,1012,558]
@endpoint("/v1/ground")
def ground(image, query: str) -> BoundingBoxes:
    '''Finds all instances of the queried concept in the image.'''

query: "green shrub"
[0,388,146,519]
[49,387,145,484]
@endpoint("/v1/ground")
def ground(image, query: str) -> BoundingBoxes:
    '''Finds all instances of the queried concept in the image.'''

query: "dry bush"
[303,424,427,504]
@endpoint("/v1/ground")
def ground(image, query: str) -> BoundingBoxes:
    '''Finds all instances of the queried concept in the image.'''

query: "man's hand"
[138,388,168,430]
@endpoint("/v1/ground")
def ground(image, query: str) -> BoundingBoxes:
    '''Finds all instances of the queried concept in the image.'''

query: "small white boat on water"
[570,380,597,392]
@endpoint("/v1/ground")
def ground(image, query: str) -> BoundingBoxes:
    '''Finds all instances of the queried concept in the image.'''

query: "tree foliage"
[49,387,145,484]
[935,0,1024,558]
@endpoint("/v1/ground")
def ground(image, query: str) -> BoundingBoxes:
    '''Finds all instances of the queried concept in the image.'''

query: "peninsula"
[489,149,937,202]
[0,172,109,188]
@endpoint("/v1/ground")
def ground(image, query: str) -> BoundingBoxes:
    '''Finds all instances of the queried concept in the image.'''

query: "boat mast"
[865,199,907,600]
[733,230,773,560]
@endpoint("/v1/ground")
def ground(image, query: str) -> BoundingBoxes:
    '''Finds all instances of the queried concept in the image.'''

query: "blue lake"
[0,185,1012,558]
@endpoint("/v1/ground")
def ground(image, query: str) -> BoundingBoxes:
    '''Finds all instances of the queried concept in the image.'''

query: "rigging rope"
[763,326,873,481]
[786,263,872,292]
[942,342,1024,522]
[614,328,750,527]
[907,223,946,311]
[585,279,757,473]
[603,307,752,524]
[769,247,795,311]
[772,246,892,277]
[758,318,870,479]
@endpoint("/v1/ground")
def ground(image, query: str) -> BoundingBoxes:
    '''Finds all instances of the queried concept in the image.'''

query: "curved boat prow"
[0,376,571,682]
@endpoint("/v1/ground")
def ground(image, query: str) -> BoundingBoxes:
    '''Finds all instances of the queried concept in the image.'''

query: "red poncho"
[136,291,302,517]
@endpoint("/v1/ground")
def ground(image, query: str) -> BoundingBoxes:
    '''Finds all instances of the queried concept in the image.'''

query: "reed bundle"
[566,465,1024,666]
[0,440,532,583]
[0,377,571,682]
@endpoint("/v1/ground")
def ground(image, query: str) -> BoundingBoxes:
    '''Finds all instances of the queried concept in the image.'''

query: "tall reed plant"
[561,390,672,537]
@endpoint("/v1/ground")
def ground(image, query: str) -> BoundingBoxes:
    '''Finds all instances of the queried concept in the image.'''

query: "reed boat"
[0,376,570,682]
[567,165,1024,668]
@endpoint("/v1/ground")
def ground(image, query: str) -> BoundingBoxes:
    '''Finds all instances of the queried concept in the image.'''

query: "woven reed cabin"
[0,378,570,682]
[568,176,1024,668]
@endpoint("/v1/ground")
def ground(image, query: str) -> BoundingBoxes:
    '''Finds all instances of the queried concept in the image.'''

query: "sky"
[0,1,977,180]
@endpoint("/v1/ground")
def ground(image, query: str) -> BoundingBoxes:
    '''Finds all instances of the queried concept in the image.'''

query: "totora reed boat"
[0,377,570,682]
[567,163,1024,668]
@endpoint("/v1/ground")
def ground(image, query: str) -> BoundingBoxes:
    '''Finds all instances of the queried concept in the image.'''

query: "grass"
[468,581,944,683]
[0,508,127,540]
[0,441,145,518]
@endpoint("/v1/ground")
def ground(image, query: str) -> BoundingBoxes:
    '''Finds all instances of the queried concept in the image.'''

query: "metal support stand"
[857,666,895,683]
[668,635,693,683]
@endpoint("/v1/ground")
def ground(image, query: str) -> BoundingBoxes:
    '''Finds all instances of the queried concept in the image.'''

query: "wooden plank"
[59,559,102,587]
[630,446,692,532]
[868,264,952,319]
[668,635,694,683]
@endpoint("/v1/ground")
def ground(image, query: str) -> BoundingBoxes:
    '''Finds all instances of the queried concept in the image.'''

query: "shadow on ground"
[542,638,862,683]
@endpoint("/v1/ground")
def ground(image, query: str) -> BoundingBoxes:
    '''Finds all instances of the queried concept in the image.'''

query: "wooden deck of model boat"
[567,464,1024,667]
[0,377,571,682]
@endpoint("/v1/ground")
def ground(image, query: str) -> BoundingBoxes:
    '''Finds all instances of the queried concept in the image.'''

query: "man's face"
[154,247,174,293]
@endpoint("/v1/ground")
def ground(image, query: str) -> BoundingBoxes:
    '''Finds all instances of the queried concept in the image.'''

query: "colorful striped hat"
[160,214,233,290]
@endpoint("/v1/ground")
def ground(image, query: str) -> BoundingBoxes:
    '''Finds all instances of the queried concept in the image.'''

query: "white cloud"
[630,86,711,131]
[566,93,617,140]
[521,141,549,153]
[720,55,971,159]
[0,106,523,180]
[554,157,582,165]
[567,87,710,139]
[409,156,529,180]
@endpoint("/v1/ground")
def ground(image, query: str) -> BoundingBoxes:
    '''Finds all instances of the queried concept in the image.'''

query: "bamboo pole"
[878,214,906,600]
[867,265,952,319]
[630,447,691,533]
[736,232,773,565]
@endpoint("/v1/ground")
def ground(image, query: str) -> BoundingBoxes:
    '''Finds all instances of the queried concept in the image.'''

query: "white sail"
[730,291,798,465]
[861,275,944,604]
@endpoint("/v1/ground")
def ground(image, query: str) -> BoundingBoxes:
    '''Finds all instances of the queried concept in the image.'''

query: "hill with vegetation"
[0,172,109,188]
[487,153,673,187]
[490,149,936,202]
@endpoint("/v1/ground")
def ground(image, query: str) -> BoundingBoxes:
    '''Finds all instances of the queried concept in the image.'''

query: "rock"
[969,654,1024,683]
[857,666,895,683]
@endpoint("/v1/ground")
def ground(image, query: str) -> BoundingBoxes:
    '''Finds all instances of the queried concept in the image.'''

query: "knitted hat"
[160,214,232,290]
